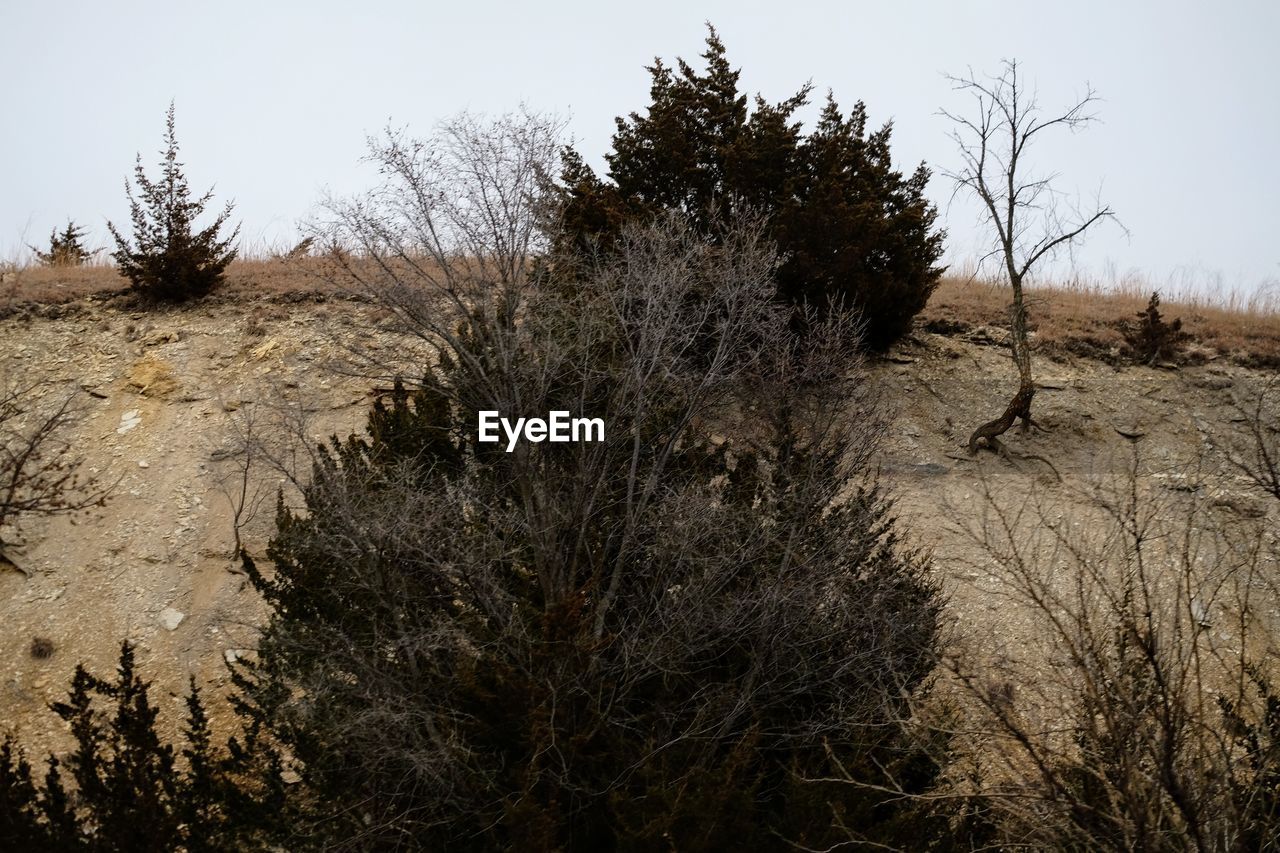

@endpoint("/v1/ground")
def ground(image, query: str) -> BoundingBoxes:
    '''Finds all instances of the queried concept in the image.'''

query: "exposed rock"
[882,461,949,477]
[1211,494,1266,518]
[159,607,185,631]
[142,330,180,346]
[251,338,280,360]
[127,353,179,397]
[116,409,142,434]
[1194,375,1233,391]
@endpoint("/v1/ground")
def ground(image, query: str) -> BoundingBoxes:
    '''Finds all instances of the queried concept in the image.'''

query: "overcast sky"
[3,1,1277,298]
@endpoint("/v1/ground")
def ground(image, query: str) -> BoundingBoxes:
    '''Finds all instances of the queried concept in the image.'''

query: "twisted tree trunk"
[969,277,1036,454]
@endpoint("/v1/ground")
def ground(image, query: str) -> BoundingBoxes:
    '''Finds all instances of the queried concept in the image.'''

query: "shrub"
[28,637,54,659]
[233,112,948,849]
[108,103,239,302]
[947,452,1280,851]
[0,642,287,850]
[1122,291,1190,365]
[31,220,91,267]
[553,26,945,350]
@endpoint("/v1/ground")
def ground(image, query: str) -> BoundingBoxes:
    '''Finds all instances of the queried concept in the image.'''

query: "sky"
[3,0,1277,299]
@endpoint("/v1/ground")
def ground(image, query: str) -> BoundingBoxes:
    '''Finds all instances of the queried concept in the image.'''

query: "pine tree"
[1123,291,1189,365]
[0,737,51,848]
[31,220,92,267]
[108,103,239,302]
[0,642,287,850]
[554,25,945,350]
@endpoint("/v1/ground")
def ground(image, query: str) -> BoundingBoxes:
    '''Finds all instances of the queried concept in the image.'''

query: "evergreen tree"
[31,220,92,267]
[0,642,287,850]
[234,214,948,850]
[1122,291,1190,365]
[554,26,946,350]
[108,103,239,302]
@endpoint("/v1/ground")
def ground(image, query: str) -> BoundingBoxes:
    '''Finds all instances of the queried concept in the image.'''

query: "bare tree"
[211,406,272,565]
[933,452,1280,851]
[307,107,566,385]
[942,60,1118,456]
[0,382,108,575]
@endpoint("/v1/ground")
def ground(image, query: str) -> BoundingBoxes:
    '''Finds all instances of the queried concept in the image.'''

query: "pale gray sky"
[3,1,1277,298]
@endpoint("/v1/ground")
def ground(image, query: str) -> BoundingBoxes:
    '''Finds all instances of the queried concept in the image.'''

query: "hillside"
[1,279,1278,758]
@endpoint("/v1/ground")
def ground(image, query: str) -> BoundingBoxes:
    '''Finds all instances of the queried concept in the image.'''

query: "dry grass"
[5,258,1280,367]
[0,256,343,312]
[923,274,1280,367]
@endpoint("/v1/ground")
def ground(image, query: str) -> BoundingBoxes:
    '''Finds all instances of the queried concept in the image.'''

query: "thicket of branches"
[935,426,1280,851]
[0,382,107,575]
[226,110,948,850]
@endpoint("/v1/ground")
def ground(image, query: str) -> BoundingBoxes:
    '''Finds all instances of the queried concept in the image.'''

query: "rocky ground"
[2,297,1277,756]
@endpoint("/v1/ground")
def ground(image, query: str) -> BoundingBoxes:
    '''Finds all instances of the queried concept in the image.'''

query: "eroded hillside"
[2,296,1277,755]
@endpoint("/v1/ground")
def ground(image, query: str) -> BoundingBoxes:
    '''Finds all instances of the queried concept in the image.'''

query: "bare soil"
[2,297,1276,757]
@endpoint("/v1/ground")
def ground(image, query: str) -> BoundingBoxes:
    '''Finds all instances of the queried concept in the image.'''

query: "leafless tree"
[1229,377,1280,502]
[306,107,566,384]
[931,452,1280,851]
[211,405,273,564]
[942,60,1118,457]
[0,382,108,575]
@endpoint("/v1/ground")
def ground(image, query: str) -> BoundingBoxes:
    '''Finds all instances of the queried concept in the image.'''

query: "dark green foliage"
[1122,291,1190,365]
[554,26,945,350]
[0,642,287,851]
[237,342,947,848]
[108,103,239,302]
[0,736,47,848]
[31,220,92,267]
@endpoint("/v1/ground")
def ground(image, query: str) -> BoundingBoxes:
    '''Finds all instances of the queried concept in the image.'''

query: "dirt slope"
[2,301,1276,755]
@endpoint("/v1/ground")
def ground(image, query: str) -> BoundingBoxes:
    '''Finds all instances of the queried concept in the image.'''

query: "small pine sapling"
[31,221,92,267]
[1123,291,1190,365]
[108,103,239,302]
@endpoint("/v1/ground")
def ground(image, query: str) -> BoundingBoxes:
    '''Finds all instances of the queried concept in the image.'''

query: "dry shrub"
[0,382,109,571]
[232,111,947,851]
[936,446,1280,851]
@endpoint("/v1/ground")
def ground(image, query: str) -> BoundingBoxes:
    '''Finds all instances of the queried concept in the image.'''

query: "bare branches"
[211,405,273,563]
[1230,378,1280,502]
[942,59,1119,454]
[0,382,109,573]
[940,453,1280,850]
[941,59,1117,286]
